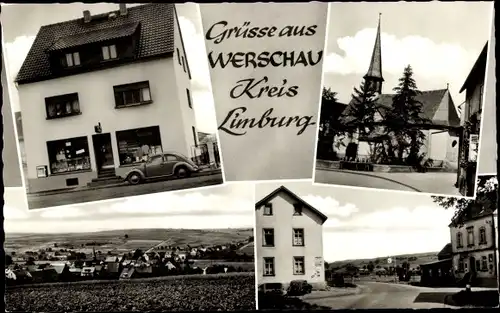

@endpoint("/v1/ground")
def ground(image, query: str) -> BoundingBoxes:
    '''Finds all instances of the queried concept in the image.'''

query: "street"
[27,173,223,209]
[301,282,459,309]
[315,169,461,196]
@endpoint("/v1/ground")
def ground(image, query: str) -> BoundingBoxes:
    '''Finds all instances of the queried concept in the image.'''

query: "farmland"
[327,251,439,270]
[6,272,256,312]
[5,228,254,255]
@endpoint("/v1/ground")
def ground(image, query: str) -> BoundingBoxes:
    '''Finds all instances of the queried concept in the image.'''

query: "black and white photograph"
[4,183,256,312]
[2,54,24,187]
[477,19,496,176]
[254,177,498,310]
[315,2,494,197]
[1,3,223,210]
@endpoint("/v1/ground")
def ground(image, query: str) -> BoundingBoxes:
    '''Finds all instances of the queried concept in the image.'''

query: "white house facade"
[449,204,497,287]
[255,186,328,290]
[15,4,197,193]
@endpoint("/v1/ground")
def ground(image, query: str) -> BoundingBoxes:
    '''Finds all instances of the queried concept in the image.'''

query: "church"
[335,14,461,170]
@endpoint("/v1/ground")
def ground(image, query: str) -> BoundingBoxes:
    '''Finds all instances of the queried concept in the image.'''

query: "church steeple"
[364,13,384,94]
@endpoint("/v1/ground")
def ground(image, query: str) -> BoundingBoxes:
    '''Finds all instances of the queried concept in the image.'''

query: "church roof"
[343,88,460,128]
[364,14,383,81]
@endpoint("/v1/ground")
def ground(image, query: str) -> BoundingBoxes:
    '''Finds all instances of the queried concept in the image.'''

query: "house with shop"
[335,15,460,167]
[255,185,328,290]
[14,3,197,193]
[456,42,488,196]
[449,199,497,287]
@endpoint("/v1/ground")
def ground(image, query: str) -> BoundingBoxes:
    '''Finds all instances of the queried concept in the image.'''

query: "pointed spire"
[364,13,384,83]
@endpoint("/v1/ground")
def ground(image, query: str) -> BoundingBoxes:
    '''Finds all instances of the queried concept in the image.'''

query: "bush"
[287,280,312,296]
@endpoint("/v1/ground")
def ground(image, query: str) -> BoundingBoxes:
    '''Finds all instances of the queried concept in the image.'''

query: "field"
[5,228,254,255]
[328,251,439,270]
[6,272,256,312]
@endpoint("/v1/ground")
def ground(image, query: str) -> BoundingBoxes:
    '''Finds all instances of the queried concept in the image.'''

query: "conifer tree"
[386,65,428,164]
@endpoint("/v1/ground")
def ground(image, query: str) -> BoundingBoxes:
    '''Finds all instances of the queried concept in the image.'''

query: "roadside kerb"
[27,169,223,197]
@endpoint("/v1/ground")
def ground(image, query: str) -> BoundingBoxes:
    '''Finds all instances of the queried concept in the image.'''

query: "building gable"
[255,185,328,224]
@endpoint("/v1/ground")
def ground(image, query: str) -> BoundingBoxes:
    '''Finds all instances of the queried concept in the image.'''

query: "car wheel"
[175,166,191,179]
[127,173,142,185]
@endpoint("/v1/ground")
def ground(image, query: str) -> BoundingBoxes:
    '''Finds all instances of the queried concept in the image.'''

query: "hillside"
[5,228,254,255]
[327,251,439,270]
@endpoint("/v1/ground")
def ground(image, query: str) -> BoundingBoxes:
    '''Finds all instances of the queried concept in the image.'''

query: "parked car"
[258,283,286,296]
[124,152,199,185]
[287,280,313,296]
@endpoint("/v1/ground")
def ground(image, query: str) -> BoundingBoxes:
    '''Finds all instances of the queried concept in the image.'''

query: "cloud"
[347,205,454,231]
[324,28,479,97]
[192,90,218,133]
[38,206,87,219]
[3,35,36,112]
[3,188,29,219]
[103,189,253,216]
[178,15,212,91]
[302,194,359,218]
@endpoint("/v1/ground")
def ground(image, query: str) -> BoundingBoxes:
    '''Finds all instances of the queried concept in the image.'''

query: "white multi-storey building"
[15,4,197,193]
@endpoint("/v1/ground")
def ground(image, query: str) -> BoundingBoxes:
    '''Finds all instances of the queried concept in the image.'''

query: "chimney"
[446,83,449,90]
[83,10,91,23]
[119,4,128,16]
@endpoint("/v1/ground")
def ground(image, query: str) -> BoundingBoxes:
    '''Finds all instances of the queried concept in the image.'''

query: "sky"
[1,2,217,133]
[255,180,456,262]
[324,2,494,106]
[4,183,254,234]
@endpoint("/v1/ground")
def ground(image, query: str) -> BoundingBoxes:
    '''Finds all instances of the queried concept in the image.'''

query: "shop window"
[116,126,162,166]
[45,93,81,119]
[113,81,152,108]
[47,136,91,174]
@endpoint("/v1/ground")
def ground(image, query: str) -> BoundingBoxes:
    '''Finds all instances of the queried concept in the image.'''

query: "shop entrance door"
[92,133,114,174]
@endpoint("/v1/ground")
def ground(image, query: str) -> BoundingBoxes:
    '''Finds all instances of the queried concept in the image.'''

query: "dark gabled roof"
[16,4,175,85]
[460,42,488,93]
[343,89,460,127]
[449,200,497,227]
[255,185,328,224]
[46,22,140,52]
[437,243,452,259]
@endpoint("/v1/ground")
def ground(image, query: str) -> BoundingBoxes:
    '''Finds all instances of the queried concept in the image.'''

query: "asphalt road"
[27,173,224,209]
[315,169,461,196]
[302,282,457,309]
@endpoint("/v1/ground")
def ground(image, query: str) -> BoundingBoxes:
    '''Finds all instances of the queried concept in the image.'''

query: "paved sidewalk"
[315,168,461,196]
[27,168,222,196]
